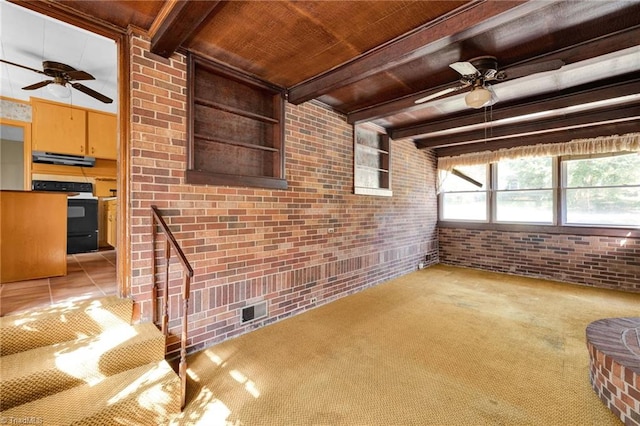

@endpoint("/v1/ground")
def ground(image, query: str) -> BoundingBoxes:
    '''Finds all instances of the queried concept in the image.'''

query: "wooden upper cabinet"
[87,111,117,160]
[31,98,116,160]
[32,99,87,156]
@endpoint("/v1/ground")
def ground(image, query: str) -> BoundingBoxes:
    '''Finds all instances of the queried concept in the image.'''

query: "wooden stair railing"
[151,205,194,410]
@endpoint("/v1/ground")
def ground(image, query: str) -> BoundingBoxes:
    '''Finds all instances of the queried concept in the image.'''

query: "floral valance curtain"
[437,132,640,171]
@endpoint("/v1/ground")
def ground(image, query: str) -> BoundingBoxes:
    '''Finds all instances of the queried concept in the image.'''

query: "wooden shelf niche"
[187,54,287,189]
[354,122,392,196]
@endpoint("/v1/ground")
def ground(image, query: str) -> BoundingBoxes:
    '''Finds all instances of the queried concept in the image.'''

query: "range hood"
[32,151,96,167]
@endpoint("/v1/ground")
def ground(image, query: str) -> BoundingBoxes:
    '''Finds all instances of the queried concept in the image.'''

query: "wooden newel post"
[179,273,191,409]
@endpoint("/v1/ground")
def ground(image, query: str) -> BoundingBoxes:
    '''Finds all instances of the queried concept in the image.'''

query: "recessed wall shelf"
[187,54,287,189]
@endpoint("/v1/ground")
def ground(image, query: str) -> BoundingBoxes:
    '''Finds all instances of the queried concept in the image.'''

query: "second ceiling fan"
[415,56,564,109]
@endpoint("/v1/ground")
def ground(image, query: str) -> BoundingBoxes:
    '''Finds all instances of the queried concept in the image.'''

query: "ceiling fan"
[414,56,564,108]
[0,59,113,104]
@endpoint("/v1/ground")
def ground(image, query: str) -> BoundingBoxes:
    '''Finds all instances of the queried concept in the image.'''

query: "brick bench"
[586,317,640,426]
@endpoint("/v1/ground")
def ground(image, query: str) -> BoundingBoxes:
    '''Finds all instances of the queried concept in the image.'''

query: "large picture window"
[438,164,487,221]
[494,157,554,224]
[439,151,640,229]
[563,153,640,226]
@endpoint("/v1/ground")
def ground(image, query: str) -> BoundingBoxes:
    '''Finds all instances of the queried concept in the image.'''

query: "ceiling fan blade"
[22,80,53,90]
[66,70,95,81]
[450,61,479,76]
[415,84,467,104]
[499,59,564,80]
[71,82,113,103]
[1,59,45,75]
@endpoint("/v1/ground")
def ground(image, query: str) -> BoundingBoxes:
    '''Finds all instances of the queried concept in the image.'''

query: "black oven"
[67,198,99,254]
[32,180,99,254]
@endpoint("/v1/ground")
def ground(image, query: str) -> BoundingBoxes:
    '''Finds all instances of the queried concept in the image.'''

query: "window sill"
[354,187,392,197]
[438,221,640,239]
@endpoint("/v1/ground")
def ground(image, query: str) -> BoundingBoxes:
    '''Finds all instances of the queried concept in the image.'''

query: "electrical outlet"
[327,228,335,233]
[310,297,317,304]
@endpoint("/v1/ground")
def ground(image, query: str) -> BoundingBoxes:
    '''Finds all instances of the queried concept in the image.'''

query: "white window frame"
[560,152,640,228]
[437,165,489,223]
[439,151,639,230]
[490,157,557,225]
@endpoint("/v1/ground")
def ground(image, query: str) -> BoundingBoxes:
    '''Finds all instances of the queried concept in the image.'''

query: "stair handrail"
[151,205,194,410]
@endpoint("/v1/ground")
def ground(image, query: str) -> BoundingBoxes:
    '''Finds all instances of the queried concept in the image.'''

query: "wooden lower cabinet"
[105,199,117,248]
[0,191,67,282]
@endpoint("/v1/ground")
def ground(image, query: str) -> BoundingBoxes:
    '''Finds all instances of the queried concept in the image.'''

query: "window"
[563,153,640,226]
[438,164,487,221]
[494,157,554,224]
[439,151,640,228]
[187,54,287,189]
[354,123,391,196]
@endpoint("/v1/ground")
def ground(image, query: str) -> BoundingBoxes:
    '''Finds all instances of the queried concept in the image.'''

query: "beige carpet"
[176,265,639,425]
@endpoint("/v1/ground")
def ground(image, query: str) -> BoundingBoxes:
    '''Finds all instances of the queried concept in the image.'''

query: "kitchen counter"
[0,190,67,282]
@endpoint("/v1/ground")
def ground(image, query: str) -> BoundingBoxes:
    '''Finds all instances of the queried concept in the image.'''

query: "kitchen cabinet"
[31,98,117,160]
[0,190,67,282]
[105,198,117,248]
[32,99,86,156]
[87,111,117,160]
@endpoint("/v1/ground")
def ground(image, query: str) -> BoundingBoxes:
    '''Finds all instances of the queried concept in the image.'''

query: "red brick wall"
[439,227,640,292]
[129,35,438,354]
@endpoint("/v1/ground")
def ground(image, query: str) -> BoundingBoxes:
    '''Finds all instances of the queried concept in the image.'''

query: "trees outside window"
[439,151,639,228]
[564,153,640,226]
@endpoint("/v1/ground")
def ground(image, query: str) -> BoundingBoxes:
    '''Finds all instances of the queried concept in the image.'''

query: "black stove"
[32,180,98,254]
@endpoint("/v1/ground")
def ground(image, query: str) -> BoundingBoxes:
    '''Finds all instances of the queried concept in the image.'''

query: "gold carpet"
[176,265,639,425]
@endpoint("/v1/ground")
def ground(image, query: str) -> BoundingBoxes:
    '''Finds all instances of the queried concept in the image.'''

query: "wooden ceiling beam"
[416,104,640,150]
[433,119,640,157]
[391,77,640,140]
[347,26,640,124]
[149,0,222,58]
[286,0,538,105]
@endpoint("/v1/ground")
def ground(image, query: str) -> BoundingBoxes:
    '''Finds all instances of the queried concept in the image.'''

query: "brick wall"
[129,35,438,354]
[439,227,640,292]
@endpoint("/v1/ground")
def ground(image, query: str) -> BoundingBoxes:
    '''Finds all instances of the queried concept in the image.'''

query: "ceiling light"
[47,82,71,99]
[465,86,492,108]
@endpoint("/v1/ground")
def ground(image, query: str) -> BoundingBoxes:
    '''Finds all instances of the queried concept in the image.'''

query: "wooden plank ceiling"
[24,0,640,156]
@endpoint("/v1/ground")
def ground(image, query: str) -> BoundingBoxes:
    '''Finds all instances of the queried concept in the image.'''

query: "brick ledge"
[586,317,640,426]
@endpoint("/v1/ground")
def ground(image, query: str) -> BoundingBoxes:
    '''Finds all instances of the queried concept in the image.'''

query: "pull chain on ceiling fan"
[415,56,564,109]
[0,59,113,103]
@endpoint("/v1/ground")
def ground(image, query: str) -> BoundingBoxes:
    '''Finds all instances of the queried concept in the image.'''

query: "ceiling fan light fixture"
[47,82,71,99]
[465,86,492,108]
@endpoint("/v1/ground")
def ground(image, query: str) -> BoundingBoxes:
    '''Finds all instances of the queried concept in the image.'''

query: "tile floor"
[0,250,117,316]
